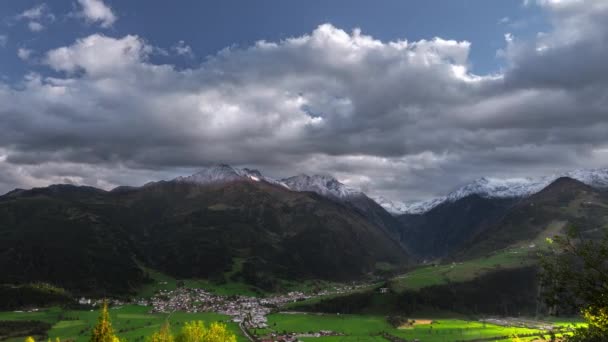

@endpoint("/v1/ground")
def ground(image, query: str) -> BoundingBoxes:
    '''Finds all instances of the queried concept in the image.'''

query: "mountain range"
[374,168,608,215]
[1,164,607,298]
[0,165,409,296]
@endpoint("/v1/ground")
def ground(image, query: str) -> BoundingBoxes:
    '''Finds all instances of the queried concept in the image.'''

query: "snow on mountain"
[377,168,608,215]
[281,174,364,199]
[174,164,288,187]
[371,196,445,215]
[565,168,608,189]
[172,165,608,216]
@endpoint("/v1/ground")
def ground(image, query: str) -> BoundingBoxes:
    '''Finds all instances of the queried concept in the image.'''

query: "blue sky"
[1,0,548,80]
[0,0,607,204]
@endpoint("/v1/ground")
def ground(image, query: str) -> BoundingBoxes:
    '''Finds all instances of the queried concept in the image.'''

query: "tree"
[148,321,174,342]
[204,322,236,342]
[90,300,120,342]
[175,321,236,342]
[175,321,204,342]
[541,228,608,341]
[25,337,35,342]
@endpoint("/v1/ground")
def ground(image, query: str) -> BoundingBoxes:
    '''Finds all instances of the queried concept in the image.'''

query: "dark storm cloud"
[1,1,608,201]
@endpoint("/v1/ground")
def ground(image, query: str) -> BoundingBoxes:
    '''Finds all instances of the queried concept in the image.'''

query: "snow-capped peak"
[376,168,608,215]
[281,174,363,199]
[174,164,287,187]
[371,196,446,215]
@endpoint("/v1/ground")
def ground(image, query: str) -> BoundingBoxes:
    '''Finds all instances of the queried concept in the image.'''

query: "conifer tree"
[90,300,119,342]
[148,321,174,342]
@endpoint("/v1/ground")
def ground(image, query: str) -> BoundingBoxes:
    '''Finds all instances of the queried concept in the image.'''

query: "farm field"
[389,247,537,292]
[0,305,248,342]
[265,313,571,342]
[0,307,583,342]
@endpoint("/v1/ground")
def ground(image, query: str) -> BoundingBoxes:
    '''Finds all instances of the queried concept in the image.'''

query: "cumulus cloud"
[15,3,55,32]
[76,0,117,28]
[17,48,33,60]
[17,4,54,21]
[1,2,608,201]
[172,40,194,58]
[27,22,45,32]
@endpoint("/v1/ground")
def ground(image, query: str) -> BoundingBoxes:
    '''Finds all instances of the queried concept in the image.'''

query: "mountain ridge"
[0,171,410,295]
[378,168,608,215]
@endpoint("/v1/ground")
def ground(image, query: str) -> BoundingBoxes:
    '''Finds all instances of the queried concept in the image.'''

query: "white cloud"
[17,48,33,60]
[46,34,150,75]
[28,22,45,32]
[2,3,608,201]
[17,4,52,20]
[76,0,117,28]
[15,4,54,32]
[0,35,7,47]
[172,40,194,57]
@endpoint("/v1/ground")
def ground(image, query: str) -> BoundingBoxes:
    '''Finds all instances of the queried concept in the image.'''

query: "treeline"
[0,283,73,310]
[1,321,52,341]
[292,267,555,316]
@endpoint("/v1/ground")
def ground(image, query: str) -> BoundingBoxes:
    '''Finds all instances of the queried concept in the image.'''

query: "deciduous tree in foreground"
[541,228,608,341]
[149,320,236,342]
[90,300,120,342]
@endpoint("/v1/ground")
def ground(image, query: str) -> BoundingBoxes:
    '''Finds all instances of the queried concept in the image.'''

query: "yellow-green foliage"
[147,321,174,342]
[203,322,236,342]
[44,337,61,342]
[90,301,120,342]
[175,321,236,342]
[25,337,35,342]
[581,305,608,335]
[510,334,522,342]
[175,321,204,342]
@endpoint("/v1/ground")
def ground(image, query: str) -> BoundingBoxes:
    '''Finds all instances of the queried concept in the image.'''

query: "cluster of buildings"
[258,330,342,342]
[146,283,368,330]
[147,288,307,329]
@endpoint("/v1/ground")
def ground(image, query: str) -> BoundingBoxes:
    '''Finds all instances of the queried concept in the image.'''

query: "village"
[76,281,373,341]
[145,283,370,329]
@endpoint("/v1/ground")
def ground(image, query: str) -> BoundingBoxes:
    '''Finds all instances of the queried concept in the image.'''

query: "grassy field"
[389,247,537,292]
[0,306,248,342]
[1,307,583,342]
[265,313,564,342]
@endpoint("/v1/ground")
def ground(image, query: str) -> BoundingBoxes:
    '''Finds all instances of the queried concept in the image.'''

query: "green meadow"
[265,313,566,342]
[389,247,536,292]
[1,307,582,342]
[0,306,248,342]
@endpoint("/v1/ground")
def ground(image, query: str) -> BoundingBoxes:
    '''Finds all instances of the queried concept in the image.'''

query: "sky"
[0,0,607,202]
